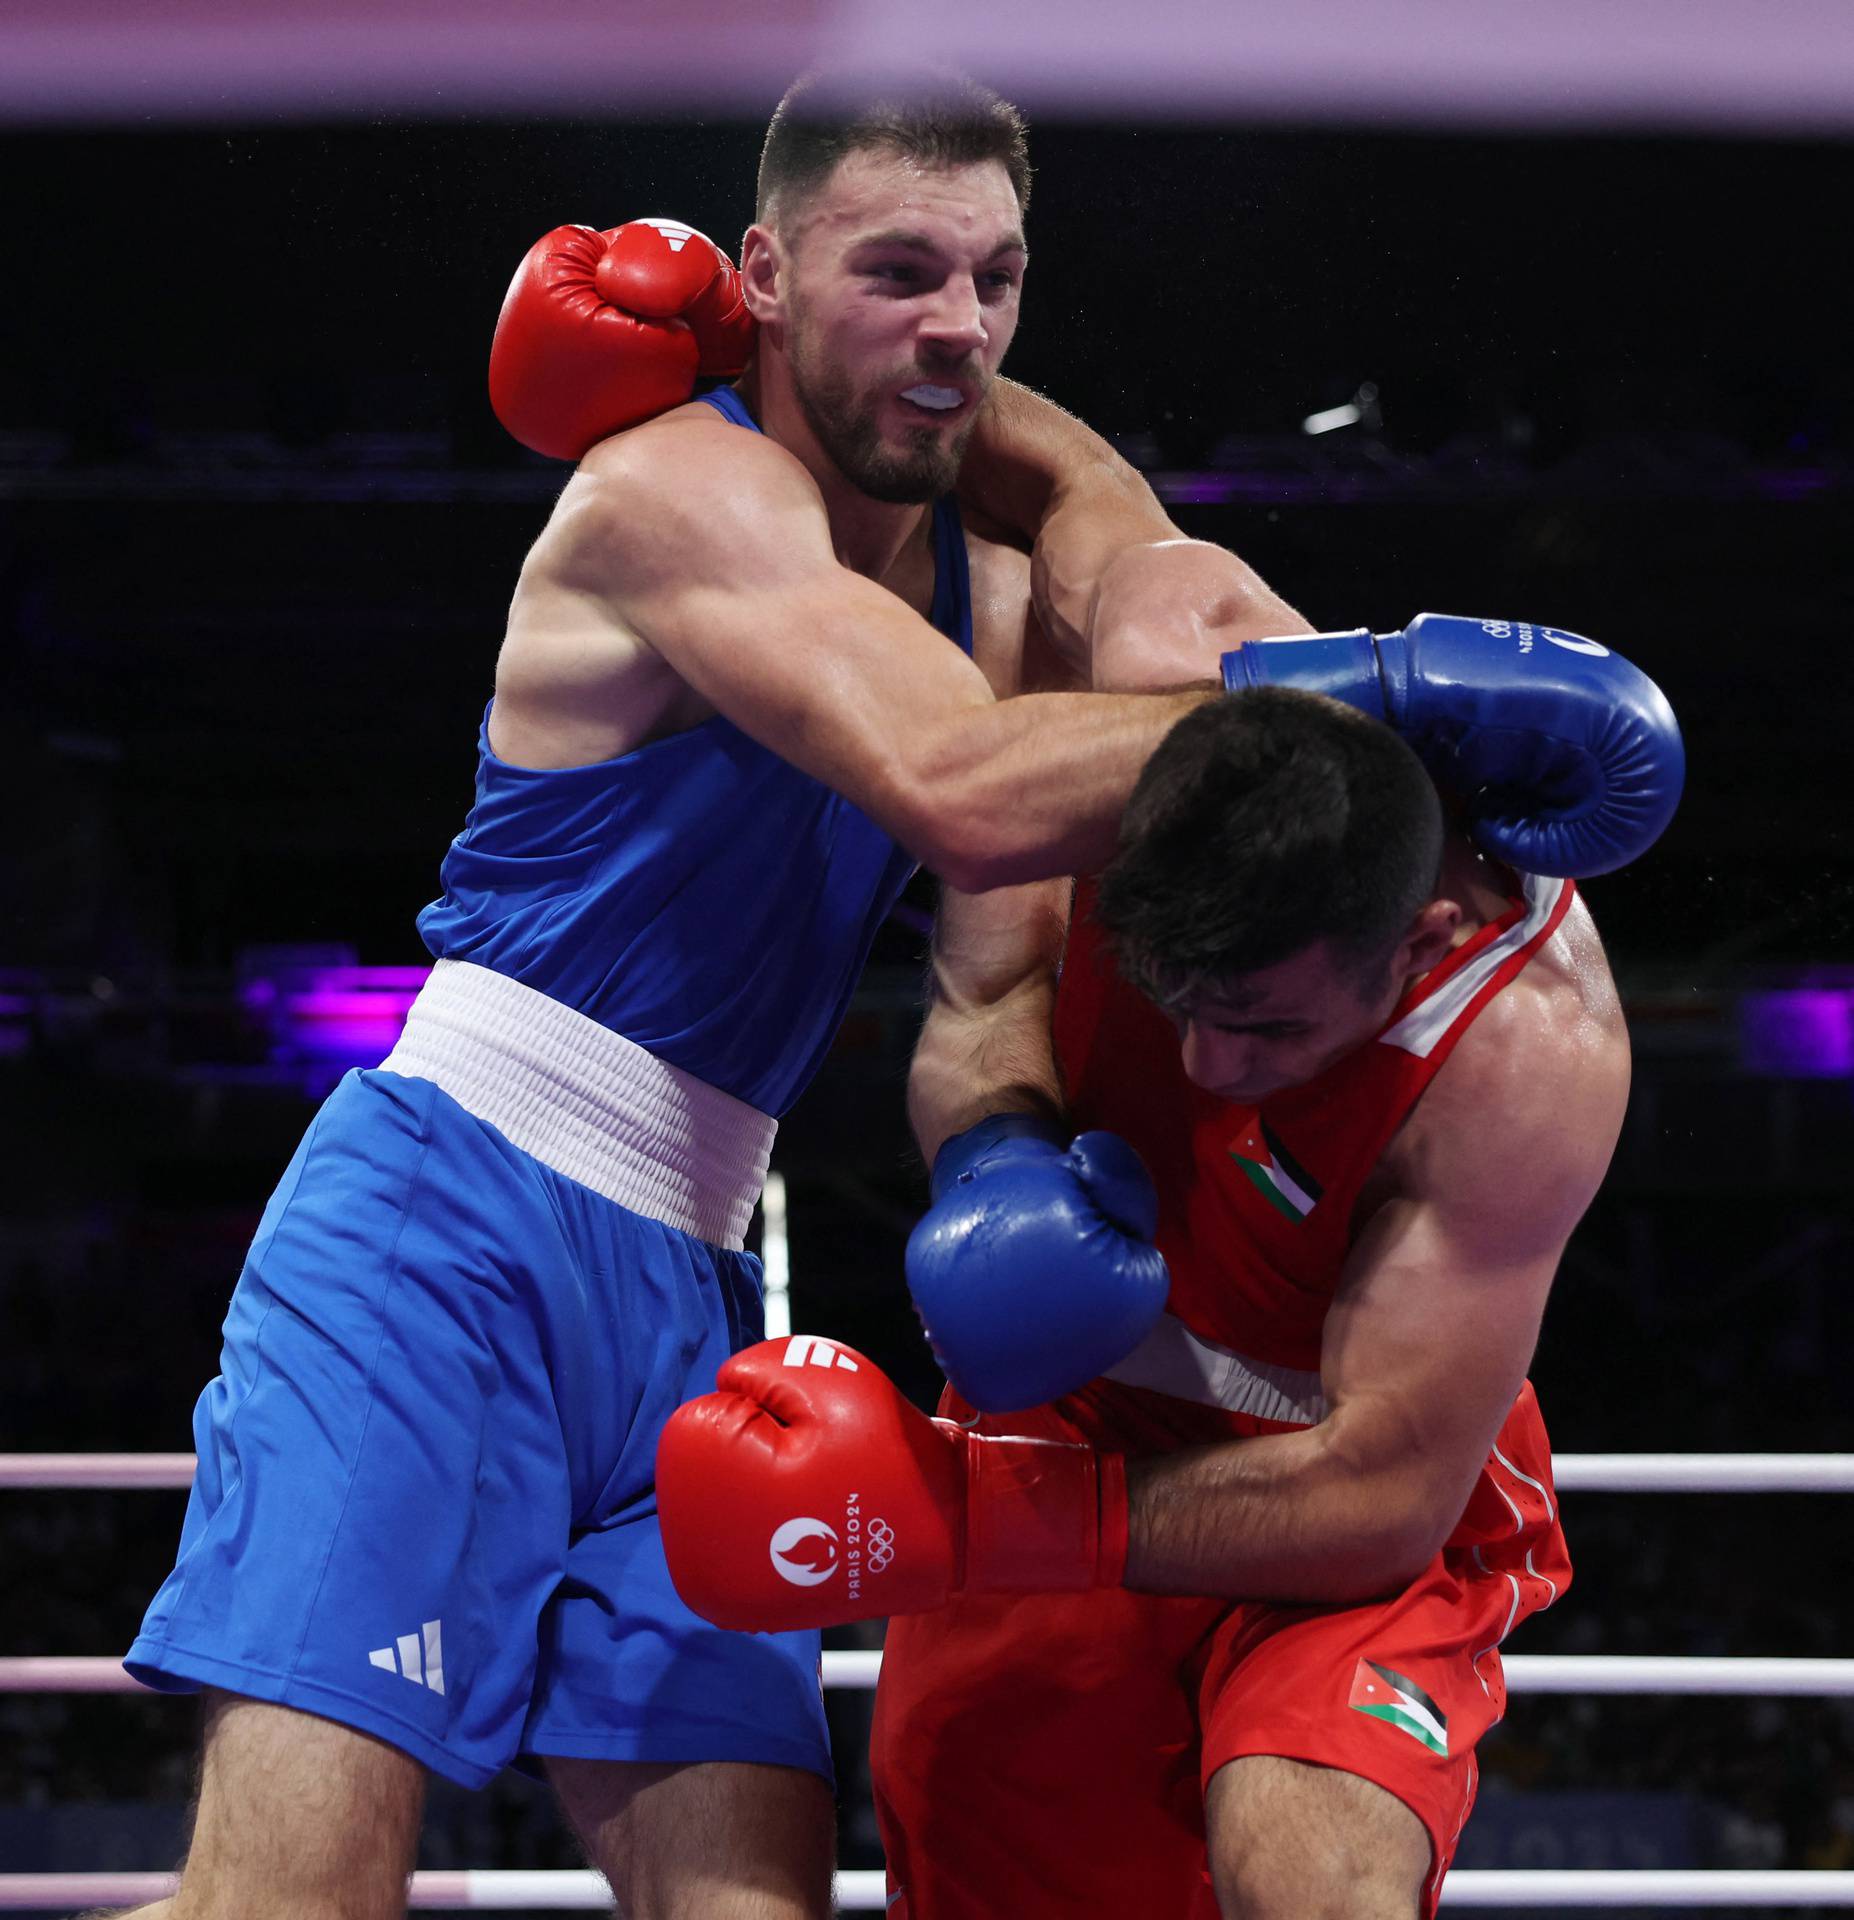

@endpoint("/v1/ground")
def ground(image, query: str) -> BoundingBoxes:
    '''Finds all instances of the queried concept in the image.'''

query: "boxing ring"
[3,1451,1851,1911]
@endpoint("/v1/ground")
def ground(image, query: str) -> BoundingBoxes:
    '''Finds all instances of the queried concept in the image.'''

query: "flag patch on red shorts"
[1348,1658,1448,1755]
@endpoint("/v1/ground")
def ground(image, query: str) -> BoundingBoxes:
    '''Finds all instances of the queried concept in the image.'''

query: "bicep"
[1318,1008,1627,1536]
[1319,1196,1559,1520]
[572,432,998,819]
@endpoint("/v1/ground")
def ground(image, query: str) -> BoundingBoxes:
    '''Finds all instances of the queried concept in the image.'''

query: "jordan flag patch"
[1349,1659,1448,1756]
[1227,1115,1323,1222]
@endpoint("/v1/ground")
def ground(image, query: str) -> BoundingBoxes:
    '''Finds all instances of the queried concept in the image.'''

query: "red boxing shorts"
[871,1382,1568,1920]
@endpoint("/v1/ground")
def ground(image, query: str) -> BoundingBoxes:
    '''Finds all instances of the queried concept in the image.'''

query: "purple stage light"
[238,952,429,1068]
[1737,989,1854,1079]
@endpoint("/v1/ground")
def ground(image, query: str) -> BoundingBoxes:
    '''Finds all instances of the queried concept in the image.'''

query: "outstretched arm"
[567,412,1209,894]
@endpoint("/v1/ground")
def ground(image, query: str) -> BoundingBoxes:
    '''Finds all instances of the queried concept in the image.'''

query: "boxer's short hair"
[757,68,1031,229]
[1097,687,1445,1008]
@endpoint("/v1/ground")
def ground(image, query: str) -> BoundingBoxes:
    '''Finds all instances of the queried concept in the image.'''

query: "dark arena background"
[2,4,1853,1914]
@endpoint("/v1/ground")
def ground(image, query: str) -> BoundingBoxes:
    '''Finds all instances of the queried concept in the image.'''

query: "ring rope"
[2,1451,1852,1492]
[1,1869,1852,1910]
[3,1652,1851,1696]
[8,1452,1848,1910]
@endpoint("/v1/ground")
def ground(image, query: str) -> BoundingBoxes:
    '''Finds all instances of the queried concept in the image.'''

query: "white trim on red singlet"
[1102,1311,1327,1425]
[1378,873,1569,1059]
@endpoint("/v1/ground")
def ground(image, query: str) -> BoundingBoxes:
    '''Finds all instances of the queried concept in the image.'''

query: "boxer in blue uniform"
[127,388,971,1791]
[116,77,1310,1920]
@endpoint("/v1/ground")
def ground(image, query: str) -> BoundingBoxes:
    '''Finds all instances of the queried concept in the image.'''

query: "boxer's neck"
[1434,837,1520,951]
[738,362,933,584]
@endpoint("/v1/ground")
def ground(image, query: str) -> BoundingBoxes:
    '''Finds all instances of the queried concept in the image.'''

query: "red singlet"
[873,872,1578,1919]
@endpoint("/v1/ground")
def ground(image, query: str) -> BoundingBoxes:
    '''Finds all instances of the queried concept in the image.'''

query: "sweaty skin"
[486,148,1305,895]
[908,641,1632,1605]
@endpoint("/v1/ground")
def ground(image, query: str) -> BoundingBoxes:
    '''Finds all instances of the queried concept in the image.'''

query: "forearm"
[908,981,1067,1166]
[912,688,1209,892]
[1123,1421,1443,1605]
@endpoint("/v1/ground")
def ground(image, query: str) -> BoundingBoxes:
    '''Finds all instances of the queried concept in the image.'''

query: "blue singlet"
[415,385,975,1116]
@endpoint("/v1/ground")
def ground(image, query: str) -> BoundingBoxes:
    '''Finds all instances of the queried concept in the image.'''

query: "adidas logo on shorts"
[368,1618,446,1695]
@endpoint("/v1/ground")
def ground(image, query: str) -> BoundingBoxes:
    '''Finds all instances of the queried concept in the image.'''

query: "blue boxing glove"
[906,1114,1170,1413]
[1221,612,1684,877]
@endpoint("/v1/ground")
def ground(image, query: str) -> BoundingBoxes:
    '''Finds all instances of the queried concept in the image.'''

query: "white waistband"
[1102,1313,1327,1427]
[378,960,774,1250]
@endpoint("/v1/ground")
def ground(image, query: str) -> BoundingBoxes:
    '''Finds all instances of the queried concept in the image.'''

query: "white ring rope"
[4,1450,1852,1492]
[5,1650,1853,1697]
[1,1869,1852,1910]
[7,1452,1849,1910]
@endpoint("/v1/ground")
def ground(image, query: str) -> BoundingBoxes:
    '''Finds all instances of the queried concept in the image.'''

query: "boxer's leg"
[126,1071,598,1904]
[170,1692,427,1920]
[1206,1754,1429,1920]
[520,1200,837,1912]
[549,1756,834,1920]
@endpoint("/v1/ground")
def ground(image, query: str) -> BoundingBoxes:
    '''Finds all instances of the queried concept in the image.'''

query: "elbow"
[1329,1504,1455,1603]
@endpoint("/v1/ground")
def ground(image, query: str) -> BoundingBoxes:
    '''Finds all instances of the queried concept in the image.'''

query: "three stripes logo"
[1349,1658,1447,1756]
[1227,1115,1323,1223]
[368,1619,445,1696]
[782,1335,860,1372]
[643,218,698,253]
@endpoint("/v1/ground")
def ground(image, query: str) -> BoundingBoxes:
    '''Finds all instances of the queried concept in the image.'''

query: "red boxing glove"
[657,1335,1129,1632]
[488,217,758,462]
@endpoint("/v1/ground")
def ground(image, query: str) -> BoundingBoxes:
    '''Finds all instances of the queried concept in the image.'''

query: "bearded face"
[784,285,985,503]
[761,150,1025,505]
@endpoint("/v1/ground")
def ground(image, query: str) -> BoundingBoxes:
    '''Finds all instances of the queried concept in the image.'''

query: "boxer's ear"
[740,225,786,334]
[1392,899,1461,984]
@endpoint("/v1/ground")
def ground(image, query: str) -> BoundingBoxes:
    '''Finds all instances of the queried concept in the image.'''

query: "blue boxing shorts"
[127,960,830,1791]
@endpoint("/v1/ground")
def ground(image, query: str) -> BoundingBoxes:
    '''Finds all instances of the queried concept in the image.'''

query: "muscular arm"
[909,388,1314,1153]
[961,379,1315,683]
[1123,980,1631,1604]
[908,878,1073,1165]
[564,415,1206,894]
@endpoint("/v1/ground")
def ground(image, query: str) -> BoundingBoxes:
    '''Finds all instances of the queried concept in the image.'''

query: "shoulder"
[1383,915,1631,1258]
[544,402,834,589]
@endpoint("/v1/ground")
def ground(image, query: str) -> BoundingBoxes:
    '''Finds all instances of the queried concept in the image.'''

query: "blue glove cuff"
[1219,629,1386,718]
[928,1112,1068,1205]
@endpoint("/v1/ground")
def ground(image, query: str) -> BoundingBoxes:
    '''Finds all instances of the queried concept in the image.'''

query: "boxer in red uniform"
[660,676,1640,1917]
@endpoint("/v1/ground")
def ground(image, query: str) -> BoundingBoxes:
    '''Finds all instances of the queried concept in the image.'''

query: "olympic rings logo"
[866,1517,896,1573]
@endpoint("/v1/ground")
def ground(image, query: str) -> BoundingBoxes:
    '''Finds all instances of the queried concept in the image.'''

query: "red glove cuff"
[962,1434,1128,1594]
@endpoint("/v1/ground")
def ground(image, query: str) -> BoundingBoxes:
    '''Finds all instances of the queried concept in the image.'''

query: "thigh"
[523,1228,831,1783]
[1207,1755,1428,1920]
[130,1070,582,1788]
[172,1690,427,1920]
[548,1756,833,1920]
[1196,1557,1524,1919]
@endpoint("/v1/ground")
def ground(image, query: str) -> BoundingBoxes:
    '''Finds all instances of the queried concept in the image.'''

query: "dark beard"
[790,340,976,504]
